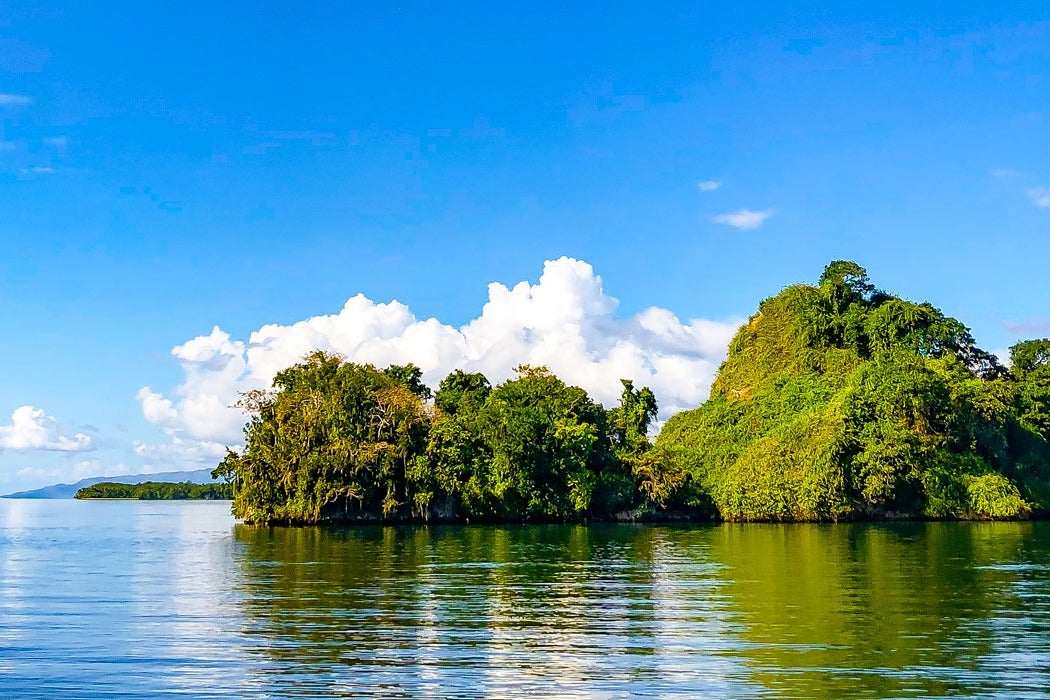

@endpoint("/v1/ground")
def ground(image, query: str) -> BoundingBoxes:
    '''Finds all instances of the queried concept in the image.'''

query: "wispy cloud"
[0,93,32,107]
[990,167,1018,179]
[13,461,135,488]
[42,136,67,148]
[1004,318,1050,336]
[697,180,721,192]
[1027,188,1050,208]
[713,208,773,230]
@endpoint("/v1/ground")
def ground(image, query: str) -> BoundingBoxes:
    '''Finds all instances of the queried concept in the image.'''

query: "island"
[75,481,233,500]
[213,261,1050,525]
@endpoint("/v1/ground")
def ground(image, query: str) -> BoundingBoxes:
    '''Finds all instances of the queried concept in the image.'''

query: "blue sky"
[2,2,1050,491]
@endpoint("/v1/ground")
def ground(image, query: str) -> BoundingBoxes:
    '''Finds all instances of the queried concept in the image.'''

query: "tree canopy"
[75,481,232,500]
[215,261,1050,525]
[216,357,658,524]
[657,261,1050,521]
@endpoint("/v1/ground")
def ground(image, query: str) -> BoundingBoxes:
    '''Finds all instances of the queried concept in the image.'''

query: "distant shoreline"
[2,468,219,499]
[74,481,233,501]
[74,497,234,502]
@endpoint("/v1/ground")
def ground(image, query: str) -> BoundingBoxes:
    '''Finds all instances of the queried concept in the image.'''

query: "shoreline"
[235,510,1050,528]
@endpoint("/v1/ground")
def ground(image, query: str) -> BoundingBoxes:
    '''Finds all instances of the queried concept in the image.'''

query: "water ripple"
[1,503,1049,698]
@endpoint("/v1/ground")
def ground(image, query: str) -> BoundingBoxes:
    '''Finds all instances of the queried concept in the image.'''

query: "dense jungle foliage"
[75,481,233,500]
[215,261,1050,524]
[214,358,666,524]
[657,261,1050,521]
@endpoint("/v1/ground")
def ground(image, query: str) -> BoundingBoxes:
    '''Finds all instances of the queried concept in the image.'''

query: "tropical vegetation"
[214,261,1050,524]
[657,261,1050,521]
[75,481,233,500]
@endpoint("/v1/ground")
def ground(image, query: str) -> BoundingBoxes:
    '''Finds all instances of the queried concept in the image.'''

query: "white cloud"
[42,136,67,147]
[133,436,229,468]
[138,258,742,456]
[0,406,94,452]
[989,167,1017,179]
[0,93,31,107]
[697,180,721,192]
[713,208,773,230]
[1027,188,1050,208]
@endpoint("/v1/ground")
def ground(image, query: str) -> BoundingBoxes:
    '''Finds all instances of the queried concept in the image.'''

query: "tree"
[1011,339,1050,440]
[224,352,432,524]
[606,380,685,508]
[434,370,491,415]
[819,260,876,303]
[608,379,657,452]
[472,365,613,519]
[383,363,433,401]
[1011,339,1050,377]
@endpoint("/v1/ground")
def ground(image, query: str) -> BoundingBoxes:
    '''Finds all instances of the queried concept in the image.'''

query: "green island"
[75,481,233,500]
[214,261,1050,525]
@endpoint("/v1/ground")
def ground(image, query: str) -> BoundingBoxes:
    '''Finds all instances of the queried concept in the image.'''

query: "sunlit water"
[1,500,1049,698]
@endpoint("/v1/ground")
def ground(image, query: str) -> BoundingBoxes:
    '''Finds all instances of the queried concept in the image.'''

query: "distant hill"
[2,468,219,499]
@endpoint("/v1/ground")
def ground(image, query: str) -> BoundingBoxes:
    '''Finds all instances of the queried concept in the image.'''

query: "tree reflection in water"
[231,522,1050,699]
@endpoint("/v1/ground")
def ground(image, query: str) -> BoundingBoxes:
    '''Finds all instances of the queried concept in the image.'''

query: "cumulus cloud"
[1027,188,1050,208]
[0,406,94,452]
[713,208,773,230]
[697,180,721,192]
[0,93,31,106]
[137,257,742,456]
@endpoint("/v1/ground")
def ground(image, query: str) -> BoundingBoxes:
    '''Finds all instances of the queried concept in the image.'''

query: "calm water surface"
[1,500,1049,698]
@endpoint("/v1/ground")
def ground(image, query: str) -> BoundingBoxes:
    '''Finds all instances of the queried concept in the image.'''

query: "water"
[2,500,1049,698]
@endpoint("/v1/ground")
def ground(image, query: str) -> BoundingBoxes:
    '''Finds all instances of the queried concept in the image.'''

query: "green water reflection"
[232,522,1050,698]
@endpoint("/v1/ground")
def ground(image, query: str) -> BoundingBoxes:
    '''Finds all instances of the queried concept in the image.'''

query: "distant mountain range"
[2,468,219,499]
